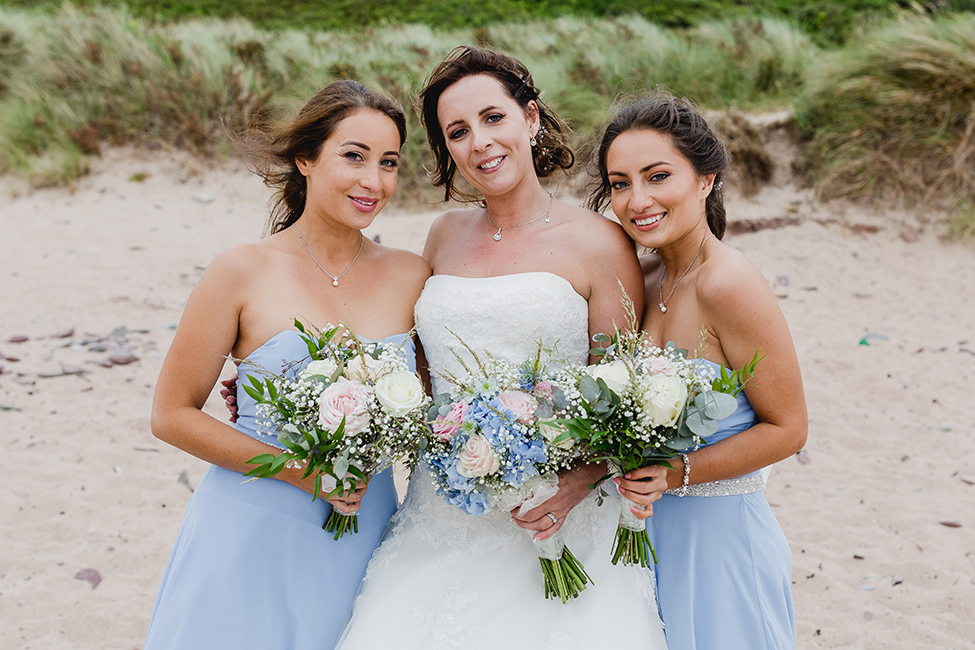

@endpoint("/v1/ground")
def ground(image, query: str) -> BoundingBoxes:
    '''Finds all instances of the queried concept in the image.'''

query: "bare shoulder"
[199,241,269,283]
[696,242,774,312]
[423,207,478,260]
[560,204,633,257]
[373,244,432,284]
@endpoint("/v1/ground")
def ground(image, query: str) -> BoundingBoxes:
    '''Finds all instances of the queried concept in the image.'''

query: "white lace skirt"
[336,469,669,650]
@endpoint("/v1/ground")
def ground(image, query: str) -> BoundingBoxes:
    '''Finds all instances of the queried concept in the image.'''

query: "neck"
[657,224,713,278]
[482,178,551,228]
[293,215,363,259]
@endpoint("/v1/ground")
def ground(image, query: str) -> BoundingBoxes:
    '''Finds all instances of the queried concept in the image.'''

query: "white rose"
[538,417,575,450]
[300,358,339,380]
[638,374,689,428]
[457,434,500,478]
[586,360,630,395]
[374,371,425,417]
[346,354,386,382]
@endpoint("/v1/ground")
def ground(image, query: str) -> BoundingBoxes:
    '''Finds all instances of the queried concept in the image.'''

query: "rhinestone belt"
[664,473,766,498]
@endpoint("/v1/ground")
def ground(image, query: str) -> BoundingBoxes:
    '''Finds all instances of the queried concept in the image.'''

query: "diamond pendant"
[493,230,502,241]
[332,278,339,287]
[659,303,667,313]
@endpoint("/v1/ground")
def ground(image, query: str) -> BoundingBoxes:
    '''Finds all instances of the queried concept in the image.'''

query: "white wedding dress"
[336,272,668,650]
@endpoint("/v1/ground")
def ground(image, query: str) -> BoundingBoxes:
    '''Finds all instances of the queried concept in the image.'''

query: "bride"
[336,47,669,648]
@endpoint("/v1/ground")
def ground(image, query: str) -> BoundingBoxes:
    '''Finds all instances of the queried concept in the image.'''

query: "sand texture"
[1,145,973,649]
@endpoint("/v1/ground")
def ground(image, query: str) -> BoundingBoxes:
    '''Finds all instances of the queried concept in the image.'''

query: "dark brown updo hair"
[418,45,574,203]
[587,95,729,239]
[248,79,407,234]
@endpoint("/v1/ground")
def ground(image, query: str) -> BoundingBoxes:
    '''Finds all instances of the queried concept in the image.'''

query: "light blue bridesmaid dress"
[647,360,796,650]
[144,331,407,650]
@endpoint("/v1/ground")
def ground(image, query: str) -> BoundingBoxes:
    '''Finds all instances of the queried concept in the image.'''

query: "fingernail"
[618,485,624,495]
[613,477,621,485]
[624,473,631,479]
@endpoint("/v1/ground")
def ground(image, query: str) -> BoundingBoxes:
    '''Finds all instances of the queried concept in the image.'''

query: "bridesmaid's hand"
[324,477,370,514]
[219,375,239,423]
[511,461,606,541]
[616,465,669,520]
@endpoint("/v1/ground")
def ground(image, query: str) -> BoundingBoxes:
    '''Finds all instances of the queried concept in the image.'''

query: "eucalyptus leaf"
[685,408,719,437]
[579,375,600,403]
[333,456,350,478]
[552,385,569,410]
[664,435,697,451]
[592,333,612,343]
[699,390,738,420]
[589,347,607,357]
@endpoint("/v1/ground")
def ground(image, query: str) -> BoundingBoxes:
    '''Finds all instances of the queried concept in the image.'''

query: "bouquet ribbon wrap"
[514,475,563,561]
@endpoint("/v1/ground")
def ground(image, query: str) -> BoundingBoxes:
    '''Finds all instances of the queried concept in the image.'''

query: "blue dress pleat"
[647,360,796,650]
[144,331,408,650]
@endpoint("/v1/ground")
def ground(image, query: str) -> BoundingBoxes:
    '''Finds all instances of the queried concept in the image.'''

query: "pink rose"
[499,390,538,424]
[457,434,500,478]
[317,377,371,435]
[432,401,467,441]
[648,356,678,375]
[533,381,553,399]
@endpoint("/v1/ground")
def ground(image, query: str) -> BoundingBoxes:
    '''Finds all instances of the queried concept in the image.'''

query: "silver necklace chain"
[293,225,364,288]
[658,233,714,313]
[485,192,554,242]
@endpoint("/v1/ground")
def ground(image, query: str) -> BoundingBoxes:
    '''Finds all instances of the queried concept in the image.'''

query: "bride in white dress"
[337,47,669,649]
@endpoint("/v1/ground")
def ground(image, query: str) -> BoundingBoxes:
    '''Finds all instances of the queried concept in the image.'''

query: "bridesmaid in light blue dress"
[589,96,808,649]
[145,80,430,649]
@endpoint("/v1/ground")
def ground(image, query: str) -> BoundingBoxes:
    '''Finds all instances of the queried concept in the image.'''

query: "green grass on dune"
[0,4,814,193]
[796,11,975,215]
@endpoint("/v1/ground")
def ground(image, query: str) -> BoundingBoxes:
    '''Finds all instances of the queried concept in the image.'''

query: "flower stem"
[611,526,657,567]
[322,510,358,540]
[538,545,593,603]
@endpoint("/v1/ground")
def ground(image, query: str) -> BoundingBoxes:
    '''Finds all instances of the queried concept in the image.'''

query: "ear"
[701,173,716,197]
[295,156,312,177]
[525,100,541,135]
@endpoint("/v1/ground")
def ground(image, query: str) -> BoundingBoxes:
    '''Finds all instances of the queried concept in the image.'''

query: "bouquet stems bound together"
[556,295,760,568]
[241,319,429,540]
[421,338,593,602]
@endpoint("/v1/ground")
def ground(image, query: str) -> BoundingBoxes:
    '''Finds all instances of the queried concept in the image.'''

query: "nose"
[359,163,381,192]
[469,125,492,152]
[630,181,654,213]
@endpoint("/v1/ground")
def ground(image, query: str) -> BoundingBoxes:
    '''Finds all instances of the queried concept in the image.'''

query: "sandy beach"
[1,141,973,650]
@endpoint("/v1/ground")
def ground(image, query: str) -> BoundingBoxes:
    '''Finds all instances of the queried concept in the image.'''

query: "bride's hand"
[324,477,370,514]
[219,375,239,423]
[510,461,606,541]
[615,465,669,520]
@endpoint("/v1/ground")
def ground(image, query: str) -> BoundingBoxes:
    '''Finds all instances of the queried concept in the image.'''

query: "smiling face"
[436,74,539,198]
[296,108,401,230]
[606,128,714,249]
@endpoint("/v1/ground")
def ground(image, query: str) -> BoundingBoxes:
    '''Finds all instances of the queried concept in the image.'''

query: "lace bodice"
[414,272,590,396]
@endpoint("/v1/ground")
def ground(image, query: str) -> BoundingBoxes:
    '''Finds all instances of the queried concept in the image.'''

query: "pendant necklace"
[294,225,364,288]
[485,192,554,241]
[658,233,713,313]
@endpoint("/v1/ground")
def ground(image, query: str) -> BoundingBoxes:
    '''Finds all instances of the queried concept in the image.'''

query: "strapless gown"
[144,331,405,650]
[647,360,795,650]
[336,273,669,650]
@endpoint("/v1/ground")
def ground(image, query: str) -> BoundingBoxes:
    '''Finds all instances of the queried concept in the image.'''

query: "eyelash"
[610,172,670,190]
[447,113,506,141]
[343,151,398,169]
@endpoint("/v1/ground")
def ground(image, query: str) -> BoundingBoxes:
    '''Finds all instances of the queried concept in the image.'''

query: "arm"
[150,248,342,504]
[619,252,808,517]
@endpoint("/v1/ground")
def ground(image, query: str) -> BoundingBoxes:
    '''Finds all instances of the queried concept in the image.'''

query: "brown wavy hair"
[587,95,730,239]
[418,45,574,203]
[245,80,407,235]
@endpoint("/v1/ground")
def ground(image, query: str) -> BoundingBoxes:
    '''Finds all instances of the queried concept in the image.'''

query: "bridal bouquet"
[420,343,593,603]
[556,315,759,567]
[242,319,428,539]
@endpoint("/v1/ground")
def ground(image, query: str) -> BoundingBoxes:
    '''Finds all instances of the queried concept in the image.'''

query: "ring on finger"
[545,512,558,525]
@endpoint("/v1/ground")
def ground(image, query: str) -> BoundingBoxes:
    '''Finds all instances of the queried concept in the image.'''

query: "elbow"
[150,402,178,445]
[788,420,808,455]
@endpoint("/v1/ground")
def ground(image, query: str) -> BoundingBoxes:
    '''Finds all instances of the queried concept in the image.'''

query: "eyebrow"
[342,141,400,157]
[607,161,667,177]
[445,105,501,131]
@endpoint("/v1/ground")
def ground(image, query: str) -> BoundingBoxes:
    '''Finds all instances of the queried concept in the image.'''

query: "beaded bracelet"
[676,452,691,497]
